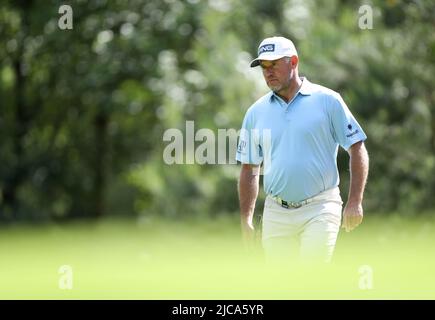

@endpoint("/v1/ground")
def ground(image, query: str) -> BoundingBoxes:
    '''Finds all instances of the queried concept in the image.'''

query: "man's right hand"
[241,219,257,252]
[238,164,260,252]
[241,220,255,241]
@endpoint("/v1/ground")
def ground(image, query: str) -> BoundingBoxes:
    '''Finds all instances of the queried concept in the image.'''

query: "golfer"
[236,36,369,263]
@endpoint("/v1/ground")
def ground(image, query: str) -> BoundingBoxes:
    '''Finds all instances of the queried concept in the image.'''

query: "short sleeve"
[330,94,367,151]
[236,110,263,165]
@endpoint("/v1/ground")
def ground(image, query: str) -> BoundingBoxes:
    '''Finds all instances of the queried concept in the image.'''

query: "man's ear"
[290,55,298,68]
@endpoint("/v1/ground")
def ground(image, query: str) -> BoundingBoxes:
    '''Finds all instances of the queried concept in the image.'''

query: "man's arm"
[342,141,369,232]
[238,164,260,243]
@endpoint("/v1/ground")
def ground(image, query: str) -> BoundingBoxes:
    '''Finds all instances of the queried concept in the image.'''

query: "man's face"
[260,57,295,92]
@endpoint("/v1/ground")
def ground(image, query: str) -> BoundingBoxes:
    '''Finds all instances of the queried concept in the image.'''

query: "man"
[236,36,369,263]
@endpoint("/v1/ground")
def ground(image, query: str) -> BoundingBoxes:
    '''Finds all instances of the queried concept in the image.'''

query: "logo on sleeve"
[346,123,359,138]
[258,44,275,55]
[237,140,247,154]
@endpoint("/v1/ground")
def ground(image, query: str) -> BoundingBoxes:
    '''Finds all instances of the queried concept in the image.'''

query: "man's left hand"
[342,202,363,232]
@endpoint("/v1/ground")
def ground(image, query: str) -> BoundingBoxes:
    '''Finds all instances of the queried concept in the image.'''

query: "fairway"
[0,213,434,299]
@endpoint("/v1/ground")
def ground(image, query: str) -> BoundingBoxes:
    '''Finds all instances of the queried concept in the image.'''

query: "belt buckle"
[281,200,302,209]
[281,200,289,209]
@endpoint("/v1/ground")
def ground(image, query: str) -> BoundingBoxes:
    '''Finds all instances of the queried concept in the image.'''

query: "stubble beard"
[269,84,282,92]
[269,77,291,95]
[267,69,294,94]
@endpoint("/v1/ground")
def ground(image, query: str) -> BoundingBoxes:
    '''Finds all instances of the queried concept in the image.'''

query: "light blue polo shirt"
[236,77,367,202]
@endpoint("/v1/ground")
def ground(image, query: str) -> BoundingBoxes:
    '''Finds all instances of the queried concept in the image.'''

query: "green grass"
[0,213,434,299]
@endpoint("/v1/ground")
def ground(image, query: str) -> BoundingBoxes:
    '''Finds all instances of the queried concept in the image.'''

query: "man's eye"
[261,63,274,68]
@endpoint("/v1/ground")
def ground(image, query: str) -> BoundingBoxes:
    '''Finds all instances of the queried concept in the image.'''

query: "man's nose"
[264,68,274,76]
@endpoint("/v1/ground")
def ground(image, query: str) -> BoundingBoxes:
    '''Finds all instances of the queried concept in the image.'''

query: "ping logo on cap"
[258,44,275,55]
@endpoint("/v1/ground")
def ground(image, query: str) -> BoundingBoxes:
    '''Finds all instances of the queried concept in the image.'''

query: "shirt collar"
[269,76,313,102]
[298,76,313,96]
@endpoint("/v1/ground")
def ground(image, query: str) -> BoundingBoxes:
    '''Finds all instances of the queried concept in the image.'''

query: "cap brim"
[250,54,288,67]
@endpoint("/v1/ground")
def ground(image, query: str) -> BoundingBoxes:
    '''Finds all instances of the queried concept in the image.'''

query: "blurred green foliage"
[0,0,434,221]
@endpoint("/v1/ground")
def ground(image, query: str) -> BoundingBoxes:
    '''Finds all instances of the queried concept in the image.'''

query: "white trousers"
[262,187,343,264]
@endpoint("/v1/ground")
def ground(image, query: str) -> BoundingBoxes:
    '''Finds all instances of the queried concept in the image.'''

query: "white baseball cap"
[250,36,298,67]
